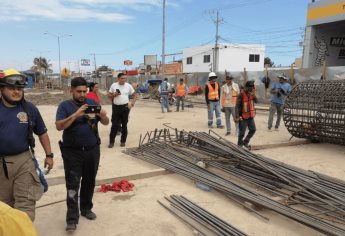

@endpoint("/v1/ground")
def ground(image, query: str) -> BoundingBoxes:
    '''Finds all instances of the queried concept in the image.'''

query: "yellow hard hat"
[0,68,26,87]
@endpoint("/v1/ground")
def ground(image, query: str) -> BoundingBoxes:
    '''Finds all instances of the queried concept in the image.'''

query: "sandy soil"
[30,93,345,236]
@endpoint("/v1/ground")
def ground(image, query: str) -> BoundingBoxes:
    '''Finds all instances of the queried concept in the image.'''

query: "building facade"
[182,43,265,73]
[302,0,345,68]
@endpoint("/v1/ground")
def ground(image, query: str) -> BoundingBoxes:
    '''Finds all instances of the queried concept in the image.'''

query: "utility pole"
[212,10,223,73]
[89,53,97,72]
[162,0,166,76]
[43,31,72,88]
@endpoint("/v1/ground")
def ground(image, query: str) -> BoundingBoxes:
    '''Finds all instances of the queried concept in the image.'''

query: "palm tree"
[31,57,52,88]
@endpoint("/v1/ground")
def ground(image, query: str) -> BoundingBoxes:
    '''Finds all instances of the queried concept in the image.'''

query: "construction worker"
[221,75,239,135]
[0,69,54,221]
[158,78,172,113]
[205,72,224,128]
[175,78,188,112]
[268,74,292,131]
[235,80,257,150]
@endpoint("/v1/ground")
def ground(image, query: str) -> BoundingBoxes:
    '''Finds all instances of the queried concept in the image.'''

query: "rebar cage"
[283,80,345,145]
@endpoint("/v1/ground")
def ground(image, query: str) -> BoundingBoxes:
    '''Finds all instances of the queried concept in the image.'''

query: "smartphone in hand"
[116,89,121,94]
[85,105,101,114]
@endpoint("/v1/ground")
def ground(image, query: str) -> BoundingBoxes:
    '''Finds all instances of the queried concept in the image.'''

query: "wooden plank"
[47,169,171,187]
[251,140,311,150]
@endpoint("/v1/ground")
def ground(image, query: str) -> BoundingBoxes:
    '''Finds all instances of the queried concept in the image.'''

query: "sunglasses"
[5,76,26,87]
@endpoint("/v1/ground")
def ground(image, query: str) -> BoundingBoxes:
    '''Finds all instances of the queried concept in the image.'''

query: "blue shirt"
[56,99,100,148]
[271,82,292,105]
[0,101,47,155]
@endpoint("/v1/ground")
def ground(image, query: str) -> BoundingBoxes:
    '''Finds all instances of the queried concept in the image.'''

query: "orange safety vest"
[241,90,255,119]
[176,84,186,96]
[221,87,238,106]
[207,82,219,100]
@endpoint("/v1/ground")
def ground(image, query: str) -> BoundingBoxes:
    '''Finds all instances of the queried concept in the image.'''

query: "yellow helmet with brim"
[0,69,26,87]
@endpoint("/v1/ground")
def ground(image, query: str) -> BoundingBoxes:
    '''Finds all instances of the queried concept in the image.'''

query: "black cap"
[245,80,255,88]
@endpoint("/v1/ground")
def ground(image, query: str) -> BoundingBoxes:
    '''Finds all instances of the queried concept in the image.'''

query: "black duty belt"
[64,144,99,151]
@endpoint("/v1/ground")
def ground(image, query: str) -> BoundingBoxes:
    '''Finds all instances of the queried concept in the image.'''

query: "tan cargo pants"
[0,151,44,221]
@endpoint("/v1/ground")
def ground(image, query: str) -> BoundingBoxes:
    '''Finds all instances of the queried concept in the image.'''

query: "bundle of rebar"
[283,79,345,145]
[159,195,248,236]
[127,128,345,236]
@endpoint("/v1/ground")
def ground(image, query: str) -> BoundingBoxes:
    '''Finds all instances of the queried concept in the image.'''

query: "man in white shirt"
[221,75,239,135]
[107,73,137,148]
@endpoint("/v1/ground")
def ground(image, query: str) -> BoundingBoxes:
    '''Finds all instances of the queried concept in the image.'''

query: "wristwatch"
[46,153,54,158]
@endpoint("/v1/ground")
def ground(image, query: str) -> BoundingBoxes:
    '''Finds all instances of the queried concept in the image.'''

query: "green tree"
[264,57,274,67]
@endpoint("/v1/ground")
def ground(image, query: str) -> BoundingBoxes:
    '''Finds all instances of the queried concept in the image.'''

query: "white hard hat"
[208,72,217,78]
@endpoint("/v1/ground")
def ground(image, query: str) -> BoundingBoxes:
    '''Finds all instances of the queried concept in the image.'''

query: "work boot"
[120,143,126,147]
[108,143,114,148]
[81,211,97,220]
[217,125,224,129]
[66,223,77,232]
[243,144,252,151]
[225,132,231,136]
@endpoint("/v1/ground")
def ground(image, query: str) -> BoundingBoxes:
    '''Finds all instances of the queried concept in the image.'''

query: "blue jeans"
[238,118,256,146]
[161,95,170,112]
[208,101,222,127]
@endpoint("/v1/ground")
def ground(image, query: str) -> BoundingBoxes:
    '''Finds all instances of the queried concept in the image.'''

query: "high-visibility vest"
[221,86,238,106]
[241,90,255,119]
[176,84,186,96]
[207,82,219,100]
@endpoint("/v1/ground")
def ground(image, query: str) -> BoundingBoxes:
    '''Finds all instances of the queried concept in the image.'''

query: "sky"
[0,0,312,73]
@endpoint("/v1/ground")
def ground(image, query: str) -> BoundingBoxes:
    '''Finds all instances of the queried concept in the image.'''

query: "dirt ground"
[27,90,345,236]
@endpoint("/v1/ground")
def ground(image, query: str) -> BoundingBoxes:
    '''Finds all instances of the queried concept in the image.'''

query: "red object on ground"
[188,85,203,95]
[98,180,134,193]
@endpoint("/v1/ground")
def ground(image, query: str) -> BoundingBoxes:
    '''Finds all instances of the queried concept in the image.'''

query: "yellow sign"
[307,1,345,21]
[61,68,70,77]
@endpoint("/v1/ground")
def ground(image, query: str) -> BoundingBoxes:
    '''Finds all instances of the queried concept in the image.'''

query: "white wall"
[183,45,213,73]
[183,43,265,73]
[218,44,265,71]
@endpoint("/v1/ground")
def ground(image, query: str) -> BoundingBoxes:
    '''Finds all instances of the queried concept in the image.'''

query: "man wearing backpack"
[158,78,172,113]
[0,69,54,221]
[56,77,109,232]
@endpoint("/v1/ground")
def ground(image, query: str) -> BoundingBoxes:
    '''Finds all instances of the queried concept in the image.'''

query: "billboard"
[160,63,183,75]
[81,59,91,66]
[144,55,157,66]
[124,60,133,65]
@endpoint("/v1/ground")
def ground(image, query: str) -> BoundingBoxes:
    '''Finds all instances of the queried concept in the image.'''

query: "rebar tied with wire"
[283,79,345,145]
